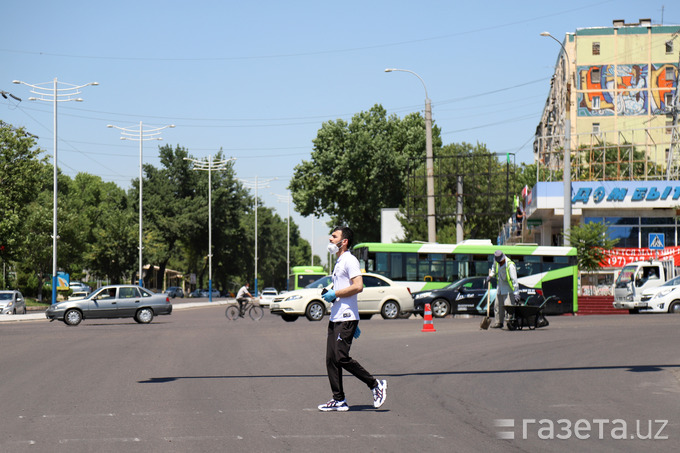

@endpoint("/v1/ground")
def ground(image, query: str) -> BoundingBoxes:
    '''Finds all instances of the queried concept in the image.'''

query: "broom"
[480,279,492,330]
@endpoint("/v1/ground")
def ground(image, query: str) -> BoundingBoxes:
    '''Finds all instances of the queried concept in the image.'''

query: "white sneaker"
[318,399,349,412]
[372,379,387,408]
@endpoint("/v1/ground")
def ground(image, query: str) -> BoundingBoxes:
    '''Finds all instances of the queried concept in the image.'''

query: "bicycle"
[225,297,264,321]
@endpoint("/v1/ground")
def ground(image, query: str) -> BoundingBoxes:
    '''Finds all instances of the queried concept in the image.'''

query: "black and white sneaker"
[372,379,388,408]
[318,399,349,412]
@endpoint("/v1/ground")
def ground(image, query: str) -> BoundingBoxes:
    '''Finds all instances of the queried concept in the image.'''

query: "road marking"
[58,437,141,444]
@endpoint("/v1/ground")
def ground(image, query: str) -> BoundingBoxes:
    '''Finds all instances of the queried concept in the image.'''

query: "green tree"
[75,175,137,284]
[141,144,199,288]
[15,191,52,301]
[0,122,46,262]
[12,168,95,300]
[84,208,137,284]
[565,221,619,272]
[289,104,442,242]
[401,143,525,242]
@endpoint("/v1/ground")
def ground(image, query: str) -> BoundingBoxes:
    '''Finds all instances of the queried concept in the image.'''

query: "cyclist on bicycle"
[236,283,253,318]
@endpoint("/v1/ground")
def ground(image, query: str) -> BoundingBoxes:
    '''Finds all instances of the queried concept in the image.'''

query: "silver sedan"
[45,285,172,326]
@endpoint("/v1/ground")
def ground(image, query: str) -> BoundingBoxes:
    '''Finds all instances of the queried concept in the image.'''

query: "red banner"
[600,246,680,268]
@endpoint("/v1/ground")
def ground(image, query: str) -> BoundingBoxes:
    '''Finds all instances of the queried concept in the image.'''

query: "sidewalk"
[0,299,235,323]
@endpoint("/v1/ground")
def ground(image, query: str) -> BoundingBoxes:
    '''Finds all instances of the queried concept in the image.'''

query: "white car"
[0,290,26,315]
[259,287,278,307]
[69,281,91,293]
[269,274,413,322]
[638,275,680,313]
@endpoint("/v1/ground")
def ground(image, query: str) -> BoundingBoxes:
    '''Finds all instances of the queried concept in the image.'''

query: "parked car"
[270,274,413,322]
[69,281,91,293]
[637,275,680,313]
[68,291,89,300]
[0,290,26,315]
[45,285,172,326]
[164,286,185,298]
[188,288,220,298]
[411,276,542,318]
[259,287,278,307]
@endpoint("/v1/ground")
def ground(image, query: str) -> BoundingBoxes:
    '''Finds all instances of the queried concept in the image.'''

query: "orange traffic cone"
[421,303,436,332]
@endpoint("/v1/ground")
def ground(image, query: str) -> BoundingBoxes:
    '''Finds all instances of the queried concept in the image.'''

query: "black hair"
[332,225,354,249]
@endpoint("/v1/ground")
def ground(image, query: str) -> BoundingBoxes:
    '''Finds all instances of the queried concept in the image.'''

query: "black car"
[411,276,541,318]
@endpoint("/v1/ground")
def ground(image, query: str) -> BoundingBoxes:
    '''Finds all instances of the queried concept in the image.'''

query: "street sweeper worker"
[488,250,519,329]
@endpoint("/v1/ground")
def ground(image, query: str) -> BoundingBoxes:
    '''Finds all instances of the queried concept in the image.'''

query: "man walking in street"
[489,250,519,329]
[318,226,387,412]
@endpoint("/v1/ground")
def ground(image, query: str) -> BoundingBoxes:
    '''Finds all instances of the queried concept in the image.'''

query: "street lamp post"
[108,122,175,286]
[185,155,235,302]
[239,177,275,295]
[541,31,572,246]
[273,193,291,291]
[385,68,436,243]
[13,78,98,304]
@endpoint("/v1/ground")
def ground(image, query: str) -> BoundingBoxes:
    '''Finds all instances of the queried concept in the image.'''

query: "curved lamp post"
[185,155,236,302]
[13,78,98,304]
[239,177,276,295]
[385,68,436,243]
[108,122,175,286]
[541,32,572,246]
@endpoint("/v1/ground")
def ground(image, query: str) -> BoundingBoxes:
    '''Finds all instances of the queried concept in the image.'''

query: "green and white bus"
[288,265,326,291]
[352,240,578,314]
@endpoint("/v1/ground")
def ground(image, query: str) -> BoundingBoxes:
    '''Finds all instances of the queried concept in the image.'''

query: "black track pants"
[325,320,377,401]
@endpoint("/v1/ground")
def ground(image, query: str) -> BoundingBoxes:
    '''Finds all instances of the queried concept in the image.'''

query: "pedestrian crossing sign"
[649,233,665,250]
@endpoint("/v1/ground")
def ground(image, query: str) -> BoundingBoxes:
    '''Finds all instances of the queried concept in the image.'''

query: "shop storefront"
[524,181,680,294]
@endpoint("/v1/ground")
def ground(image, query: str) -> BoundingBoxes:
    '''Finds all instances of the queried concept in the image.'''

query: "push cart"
[505,295,556,331]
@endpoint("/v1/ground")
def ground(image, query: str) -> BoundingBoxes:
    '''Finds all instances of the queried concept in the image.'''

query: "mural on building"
[578,63,678,117]
[650,63,678,114]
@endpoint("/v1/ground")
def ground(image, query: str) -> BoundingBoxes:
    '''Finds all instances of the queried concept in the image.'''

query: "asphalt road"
[1,306,678,453]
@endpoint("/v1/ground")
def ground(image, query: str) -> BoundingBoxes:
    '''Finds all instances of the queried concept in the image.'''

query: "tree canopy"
[0,122,46,262]
[566,221,619,272]
[0,121,315,296]
[289,104,442,242]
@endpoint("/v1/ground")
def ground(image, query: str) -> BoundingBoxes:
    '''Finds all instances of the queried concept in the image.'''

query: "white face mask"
[327,239,343,254]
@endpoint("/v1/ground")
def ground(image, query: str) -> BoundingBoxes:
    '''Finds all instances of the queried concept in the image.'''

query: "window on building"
[665,92,674,108]
[668,120,674,134]
[666,40,674,54]
[592,122,601,135]
[592,96,601,110]
[666,66,675,82]
[591,68,601,84]
[592,42,600,55]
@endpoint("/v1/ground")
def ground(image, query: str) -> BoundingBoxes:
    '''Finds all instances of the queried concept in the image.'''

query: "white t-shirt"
[330,251,362,322]
[236,286,249,299]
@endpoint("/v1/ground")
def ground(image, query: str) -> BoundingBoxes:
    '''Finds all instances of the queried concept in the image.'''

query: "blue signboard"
[648,233,665,250]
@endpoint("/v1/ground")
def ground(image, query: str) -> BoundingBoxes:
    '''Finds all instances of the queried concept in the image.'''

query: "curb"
[0,299,236,323]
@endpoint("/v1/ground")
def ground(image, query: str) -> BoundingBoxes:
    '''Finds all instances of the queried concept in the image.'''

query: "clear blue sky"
[1,0,677,263]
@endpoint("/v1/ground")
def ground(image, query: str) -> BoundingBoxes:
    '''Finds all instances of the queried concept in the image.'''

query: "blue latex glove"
[322,289,336,302]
